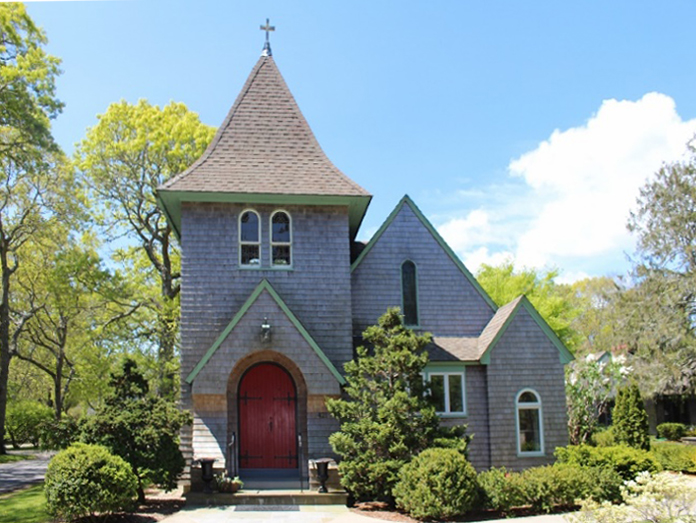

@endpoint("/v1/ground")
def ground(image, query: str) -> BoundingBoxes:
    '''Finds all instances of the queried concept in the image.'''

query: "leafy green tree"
[5,399,52,447]
[612,384,650,451]
[0,3,66,454]
[81,358,192,502]
[327,309,465,503]
[76,100,215,399]
[477,262,581,351]
[565,354,627,445]
[625,140,696,396]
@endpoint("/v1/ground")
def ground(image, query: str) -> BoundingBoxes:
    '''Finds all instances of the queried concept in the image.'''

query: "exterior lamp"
[260,317,272,342]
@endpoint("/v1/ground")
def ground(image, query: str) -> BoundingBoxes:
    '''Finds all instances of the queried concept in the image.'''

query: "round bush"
[45,443,138,520]
[394,448,479,520]
[656,422,686,441]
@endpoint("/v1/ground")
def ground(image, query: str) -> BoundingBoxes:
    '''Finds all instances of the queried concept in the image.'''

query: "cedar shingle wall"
[486,308,569,470]
[351,203,494,336]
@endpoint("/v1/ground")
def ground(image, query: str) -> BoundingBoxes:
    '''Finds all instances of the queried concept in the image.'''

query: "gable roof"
[185,279,345,385]
[478,295,574,365]
[351,194,497,311]
[157,54,371,239]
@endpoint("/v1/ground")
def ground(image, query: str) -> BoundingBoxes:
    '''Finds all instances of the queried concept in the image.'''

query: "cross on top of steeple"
[260,18,275,56]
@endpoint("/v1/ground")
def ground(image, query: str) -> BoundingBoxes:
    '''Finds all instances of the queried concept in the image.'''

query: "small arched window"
[239,210,260,267]
[401,260,418,326]
[516,389,544,456]
[271,211,292,267]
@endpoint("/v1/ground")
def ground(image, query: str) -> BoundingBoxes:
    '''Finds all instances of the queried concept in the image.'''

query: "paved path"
[0,451,52,494]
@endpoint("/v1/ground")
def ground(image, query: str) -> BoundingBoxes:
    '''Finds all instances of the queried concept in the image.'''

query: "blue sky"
[25,0,696,282]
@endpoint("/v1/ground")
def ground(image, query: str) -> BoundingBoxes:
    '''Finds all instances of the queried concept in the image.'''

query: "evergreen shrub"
[478,467,526,512]
[590,427,615,447]
[39,415,80,450]
[393,448,479,520]
[612,385,650,451]
[656,422,686,441]
[44,443,137,520]
[555,444,660,481]
[650,441,696,472]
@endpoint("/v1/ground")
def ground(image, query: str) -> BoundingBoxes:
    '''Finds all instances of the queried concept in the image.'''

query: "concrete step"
[186,489,348,506]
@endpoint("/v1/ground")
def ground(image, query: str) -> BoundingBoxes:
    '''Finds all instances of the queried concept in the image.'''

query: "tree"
[76,101,215,399]
[612,384,650,451]
[565,354,627,445]
[0,2,64,455]
[327,308,466,503]
[81,358,192,502]
[625,139,696,396]
[477,262,581,351]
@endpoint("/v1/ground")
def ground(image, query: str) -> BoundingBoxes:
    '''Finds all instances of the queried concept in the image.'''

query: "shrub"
[590,427,615,447]
[650,441,696,472]
[393,448,479,520]
[5,401,54,448]
[478,467,526,513]
[555,444,660,481]
[656,422,686,441]
[39,416,80,450]
[612,385,650,451]
[44,443,138,520]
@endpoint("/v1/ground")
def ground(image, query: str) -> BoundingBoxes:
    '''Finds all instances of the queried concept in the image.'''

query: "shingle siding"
[351,203,494,337]
[486,308,569,470]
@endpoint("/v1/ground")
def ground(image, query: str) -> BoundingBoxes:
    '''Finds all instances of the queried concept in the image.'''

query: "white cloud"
[461,247,513,274]
[436,92,696,281]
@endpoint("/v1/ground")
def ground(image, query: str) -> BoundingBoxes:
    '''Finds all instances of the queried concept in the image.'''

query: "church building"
[157,35,573,490]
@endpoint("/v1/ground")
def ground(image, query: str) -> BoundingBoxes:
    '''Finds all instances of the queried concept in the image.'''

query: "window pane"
[402,261,418,325]
[240,212,259,242]
[272,245,291,266]
[519,408,541,452]
[430,375,445,412]
[519,391,538,403]
[272,213,290,242]
[448,375,464,413]
[241,245,260,265]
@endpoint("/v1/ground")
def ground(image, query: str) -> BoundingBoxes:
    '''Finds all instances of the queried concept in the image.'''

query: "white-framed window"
[270,210,292,267]
[425,371,466,416]
[516,388,544,456]
[401,260,419,326]
[239,209,260,267]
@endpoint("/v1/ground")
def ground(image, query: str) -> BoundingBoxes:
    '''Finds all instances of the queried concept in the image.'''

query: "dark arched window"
[401,260,418,326]
[516,389,544,455]
[271,211,292,266]
[239,210,260,267]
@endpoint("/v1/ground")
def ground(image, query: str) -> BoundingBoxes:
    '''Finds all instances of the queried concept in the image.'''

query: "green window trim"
[270,209,292,268]
[515,388,545,457]
[239,209,261,268]
[423,366,467,417]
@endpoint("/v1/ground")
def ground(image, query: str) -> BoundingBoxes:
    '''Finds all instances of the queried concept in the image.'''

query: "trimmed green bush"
[656,422,686,441]
[44,443,138,520]
[478,467,526,513]
[590,427,615,447]
[39,415,80,450]
[393,448,479,520]
[5,401,53,448]
[650,441,696,472]
[612,385,650,451]
[555,444,660,481]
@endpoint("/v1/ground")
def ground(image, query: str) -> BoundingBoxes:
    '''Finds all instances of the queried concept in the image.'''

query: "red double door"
[238,363,298,469]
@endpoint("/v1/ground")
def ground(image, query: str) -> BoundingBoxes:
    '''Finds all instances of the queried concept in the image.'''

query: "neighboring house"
[157,43,573,490]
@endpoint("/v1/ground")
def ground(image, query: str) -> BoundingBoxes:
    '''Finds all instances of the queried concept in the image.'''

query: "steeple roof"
[160,55,369,198]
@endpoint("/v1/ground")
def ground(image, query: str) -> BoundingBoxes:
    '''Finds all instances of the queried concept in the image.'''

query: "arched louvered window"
[239,210,260,267]
[401,260,419,326]
[516,389,544,456]
[271,210,292,267]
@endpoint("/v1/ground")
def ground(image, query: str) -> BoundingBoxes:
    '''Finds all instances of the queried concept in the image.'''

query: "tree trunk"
[0,243,12,455]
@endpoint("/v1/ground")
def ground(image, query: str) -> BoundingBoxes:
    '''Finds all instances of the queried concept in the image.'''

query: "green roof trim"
[185,279,346,385]
[351,195,497,311]
[479,296,575,366]
[157,190,371,241]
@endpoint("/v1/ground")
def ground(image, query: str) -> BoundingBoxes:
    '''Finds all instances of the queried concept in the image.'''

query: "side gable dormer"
[351,195,497,337]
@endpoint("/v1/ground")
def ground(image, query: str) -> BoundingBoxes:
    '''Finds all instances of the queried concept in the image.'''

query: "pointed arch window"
[239,210,260,267]
[401,260,419,326]
[271,211,292,267]
[516,389,544,456]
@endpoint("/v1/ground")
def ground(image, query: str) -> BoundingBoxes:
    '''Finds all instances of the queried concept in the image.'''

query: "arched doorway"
[238,363,298,470]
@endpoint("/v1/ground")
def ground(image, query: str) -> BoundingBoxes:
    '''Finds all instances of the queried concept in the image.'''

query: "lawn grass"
[0,484,50,523]
[0,454,33,464]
